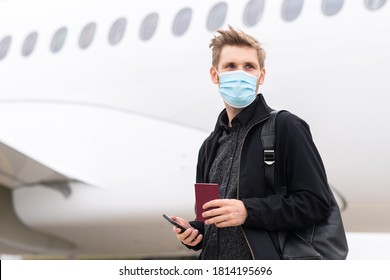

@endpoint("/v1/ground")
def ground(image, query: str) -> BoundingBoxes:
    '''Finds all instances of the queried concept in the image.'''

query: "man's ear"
[210,67,219,85]
[256,68,266,92]
[258,68,266,85]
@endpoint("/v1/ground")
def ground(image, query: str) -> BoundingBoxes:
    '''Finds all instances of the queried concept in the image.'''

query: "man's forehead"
[219,45,259,64]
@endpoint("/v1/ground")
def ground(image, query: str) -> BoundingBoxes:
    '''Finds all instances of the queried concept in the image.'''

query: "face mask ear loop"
[255,68,263,93]
[214,67,220,83]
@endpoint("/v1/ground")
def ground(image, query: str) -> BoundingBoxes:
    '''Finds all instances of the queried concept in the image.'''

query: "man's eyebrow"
[220,60,259,68]
[218,61,235,68]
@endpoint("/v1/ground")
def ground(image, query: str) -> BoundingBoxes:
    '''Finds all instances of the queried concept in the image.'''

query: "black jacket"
[189,94,332,259]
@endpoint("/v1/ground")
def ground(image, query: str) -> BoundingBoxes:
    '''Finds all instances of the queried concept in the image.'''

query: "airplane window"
[365,0,387,10]
[22,32,38,57]
[322,0,344,16]
[207,2,228,31]
[0,36,11,60]
[79,22,96,49]
[281,0,304,22]
[140,13,159,41]
[172,7,192,36]
[51,27,67,53]
[109,18,127,45]
[243,0,265,27]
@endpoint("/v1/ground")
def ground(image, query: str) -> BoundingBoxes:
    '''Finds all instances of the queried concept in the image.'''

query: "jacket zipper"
[238,116,270,260]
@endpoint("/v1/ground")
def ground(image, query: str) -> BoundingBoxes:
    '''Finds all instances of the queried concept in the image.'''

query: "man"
[171,26,333,259]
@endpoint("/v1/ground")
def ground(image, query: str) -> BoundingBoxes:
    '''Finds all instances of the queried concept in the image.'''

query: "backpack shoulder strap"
[261,110,287,196]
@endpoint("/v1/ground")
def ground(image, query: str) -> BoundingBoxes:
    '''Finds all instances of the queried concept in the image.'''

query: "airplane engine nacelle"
[0,184,75,255]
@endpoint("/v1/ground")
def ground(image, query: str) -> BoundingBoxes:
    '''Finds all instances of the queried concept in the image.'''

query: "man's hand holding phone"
[165,215,203,247]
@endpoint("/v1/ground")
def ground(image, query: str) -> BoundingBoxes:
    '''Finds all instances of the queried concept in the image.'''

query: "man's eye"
[246,64,255,69]
[226,64,235,69]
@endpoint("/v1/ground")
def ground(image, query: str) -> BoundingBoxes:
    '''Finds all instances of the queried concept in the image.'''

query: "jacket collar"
[213,94,273,133]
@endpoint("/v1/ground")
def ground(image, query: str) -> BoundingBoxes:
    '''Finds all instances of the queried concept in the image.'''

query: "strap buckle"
[264,150,275,165]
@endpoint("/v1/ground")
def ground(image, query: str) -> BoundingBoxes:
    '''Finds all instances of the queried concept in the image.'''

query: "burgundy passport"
[194,183,219,222]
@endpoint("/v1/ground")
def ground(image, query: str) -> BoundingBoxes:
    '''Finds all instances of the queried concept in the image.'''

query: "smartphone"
[162,214,187,233]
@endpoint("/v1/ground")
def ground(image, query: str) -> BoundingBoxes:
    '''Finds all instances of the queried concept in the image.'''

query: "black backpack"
[261,110,349,260]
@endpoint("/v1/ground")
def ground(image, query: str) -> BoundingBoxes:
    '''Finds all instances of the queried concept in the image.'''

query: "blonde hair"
[209,25,266,69]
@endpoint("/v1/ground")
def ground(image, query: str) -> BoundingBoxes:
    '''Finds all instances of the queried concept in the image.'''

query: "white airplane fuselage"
[0,0,389,258]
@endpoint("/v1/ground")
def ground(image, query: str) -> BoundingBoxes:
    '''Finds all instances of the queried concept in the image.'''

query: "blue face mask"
[217,70,259,109]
